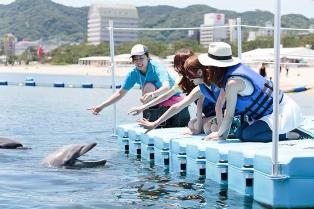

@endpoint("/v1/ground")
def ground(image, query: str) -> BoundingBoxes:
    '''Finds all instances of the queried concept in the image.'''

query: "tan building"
[2,33,16,64]
[200,13,227,47]
[87,4,139,45]
[228,19,237,43]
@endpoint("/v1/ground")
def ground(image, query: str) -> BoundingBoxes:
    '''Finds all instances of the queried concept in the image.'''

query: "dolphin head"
[0,137,23,149]
[42,143,106,168]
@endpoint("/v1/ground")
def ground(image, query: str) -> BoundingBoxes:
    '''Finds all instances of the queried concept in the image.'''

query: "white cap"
[130,44,149,57]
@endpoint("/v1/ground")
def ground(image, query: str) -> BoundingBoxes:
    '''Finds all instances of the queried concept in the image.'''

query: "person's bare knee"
[188,118,197,134]
[141,82,156,103]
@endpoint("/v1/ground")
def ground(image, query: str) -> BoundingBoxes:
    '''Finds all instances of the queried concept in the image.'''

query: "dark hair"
[131,52,150,61]
[184,55,227,88]
[207,66,227,88]
[173,49,196,95]
[184,54,211,84]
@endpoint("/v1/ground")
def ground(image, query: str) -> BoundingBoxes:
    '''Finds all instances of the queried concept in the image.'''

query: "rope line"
[107,24,314,31]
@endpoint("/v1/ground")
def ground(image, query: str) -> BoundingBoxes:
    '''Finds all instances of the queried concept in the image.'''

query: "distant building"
[87,4,139,45]
[187,29,200,41]
[200,13,227,47]
[2,33,16,64]
[247,31,257,42]
[256,21,273,37]
[15,40,41,55]
[228,19,237,43]
[309,24,314,34]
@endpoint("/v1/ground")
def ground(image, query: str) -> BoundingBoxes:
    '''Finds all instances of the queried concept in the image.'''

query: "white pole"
[237,18,242,59]
[272,0,281,176]
[109,20,117,136]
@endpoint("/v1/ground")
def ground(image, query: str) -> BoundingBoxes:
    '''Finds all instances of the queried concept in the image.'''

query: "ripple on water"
[0,84,282,208]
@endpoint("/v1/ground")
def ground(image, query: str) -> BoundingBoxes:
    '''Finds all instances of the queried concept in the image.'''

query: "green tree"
[20,46,37,64]
[48,42,110,64]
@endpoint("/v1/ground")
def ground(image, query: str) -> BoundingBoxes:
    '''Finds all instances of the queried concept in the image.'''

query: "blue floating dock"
[140,129,157,161]
[151,128,189,168]
[298,116,314,138]
[254,141,314,208]
[170,136,202,175]
[110,84,121,89]
[116,115,314,208]
[128,125,145,156]
[205,139,242,185]
[227,143,271,196]
[25,81,36,86]
[25,77,36,86]
[82,83,93,88]
[117,124,139,153]
[53,82,65,88]
[186,140,209,178]
[0,80,8,85]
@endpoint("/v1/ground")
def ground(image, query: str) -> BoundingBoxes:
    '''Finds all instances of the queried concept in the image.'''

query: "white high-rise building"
[256,21,273,37]
[200,13,227,47]
[87,4,139,45]
[228,19,237,43]
[247,31,257,42]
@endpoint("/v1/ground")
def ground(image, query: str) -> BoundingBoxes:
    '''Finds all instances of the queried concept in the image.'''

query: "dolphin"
[42,143,107,168]
[0,137,24,149]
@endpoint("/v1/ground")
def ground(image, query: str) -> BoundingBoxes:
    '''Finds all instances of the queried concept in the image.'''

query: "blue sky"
[1,0,314,18]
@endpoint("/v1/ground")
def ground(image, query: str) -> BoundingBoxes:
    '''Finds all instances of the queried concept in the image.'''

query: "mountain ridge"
[0,0,313,42]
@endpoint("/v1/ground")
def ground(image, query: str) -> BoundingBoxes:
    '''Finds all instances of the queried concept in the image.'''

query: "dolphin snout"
[42,143,106,168]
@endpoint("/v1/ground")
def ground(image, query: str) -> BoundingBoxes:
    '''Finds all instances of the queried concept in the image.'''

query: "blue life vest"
[199,84,221,117]
[223,64,283,120]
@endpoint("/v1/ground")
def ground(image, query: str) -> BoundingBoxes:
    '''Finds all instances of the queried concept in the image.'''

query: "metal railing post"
[237,18,242,59]
[109,20,117,136]
[272,0,281,177]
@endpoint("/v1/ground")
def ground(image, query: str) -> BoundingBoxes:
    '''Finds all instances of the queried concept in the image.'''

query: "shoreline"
[1,64,314,90]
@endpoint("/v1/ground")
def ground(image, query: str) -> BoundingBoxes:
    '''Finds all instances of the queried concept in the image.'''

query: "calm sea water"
[0,72,312,208]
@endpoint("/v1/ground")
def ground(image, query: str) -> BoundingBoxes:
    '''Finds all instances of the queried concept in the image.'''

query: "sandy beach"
[0,63,313,90]
[251,64,314,90]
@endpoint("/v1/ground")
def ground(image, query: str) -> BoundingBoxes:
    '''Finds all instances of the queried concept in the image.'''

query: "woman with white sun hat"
[184,42,303,142]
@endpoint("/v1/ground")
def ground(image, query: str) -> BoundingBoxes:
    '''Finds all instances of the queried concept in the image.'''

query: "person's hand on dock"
[203,131,224,141]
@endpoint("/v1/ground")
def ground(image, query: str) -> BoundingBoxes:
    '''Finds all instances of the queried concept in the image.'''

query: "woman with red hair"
[184,42,302,142]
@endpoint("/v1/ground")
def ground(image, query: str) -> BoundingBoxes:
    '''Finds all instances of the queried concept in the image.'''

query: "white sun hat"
[130,44,149,57]
[198,42,241,67]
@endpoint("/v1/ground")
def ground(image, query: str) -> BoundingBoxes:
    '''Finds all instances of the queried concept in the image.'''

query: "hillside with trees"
[1,0,314,65]
[0,0,313,42]
[0,0,88,42]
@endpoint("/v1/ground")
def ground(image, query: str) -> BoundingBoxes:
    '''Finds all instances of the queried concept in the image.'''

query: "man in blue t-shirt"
[88,44,190,127]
